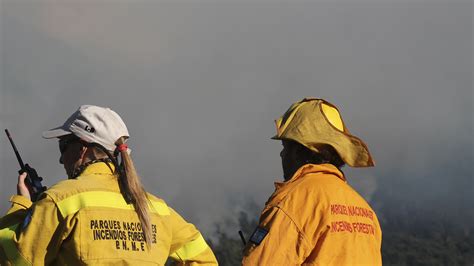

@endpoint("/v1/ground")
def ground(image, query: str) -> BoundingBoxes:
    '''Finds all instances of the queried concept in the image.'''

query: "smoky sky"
[0,0,472,236]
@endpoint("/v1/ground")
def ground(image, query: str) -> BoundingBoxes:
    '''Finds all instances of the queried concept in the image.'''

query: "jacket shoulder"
[44,179,83,202]
[45,176,118,203]
[289,172,335,196]
[146,193,169,206]
[276,172,340,216]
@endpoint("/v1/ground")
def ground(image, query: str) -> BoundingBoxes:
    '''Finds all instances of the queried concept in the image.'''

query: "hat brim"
[42,126,72,139]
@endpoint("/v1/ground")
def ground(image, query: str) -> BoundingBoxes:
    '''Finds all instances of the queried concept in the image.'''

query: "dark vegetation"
[378,203,473,266]
[208,211,258,265]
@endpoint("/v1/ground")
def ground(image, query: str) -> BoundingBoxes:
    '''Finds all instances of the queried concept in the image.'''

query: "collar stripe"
[56,191,170,218]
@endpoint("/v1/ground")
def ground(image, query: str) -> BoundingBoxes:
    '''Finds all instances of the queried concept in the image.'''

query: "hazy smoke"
[1,1,472,236]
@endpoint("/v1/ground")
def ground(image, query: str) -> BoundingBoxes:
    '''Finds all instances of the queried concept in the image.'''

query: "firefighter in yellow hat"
[0,105,217,265]
[242,98,382,265]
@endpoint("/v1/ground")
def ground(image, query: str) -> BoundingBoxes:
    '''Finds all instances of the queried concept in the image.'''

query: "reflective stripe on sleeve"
[0,224,31,265]
[56,191,170,218]
[169,234,209,261]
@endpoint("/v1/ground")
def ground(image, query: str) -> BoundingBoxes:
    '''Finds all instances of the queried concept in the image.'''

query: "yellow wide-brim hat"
[272,98,374,167]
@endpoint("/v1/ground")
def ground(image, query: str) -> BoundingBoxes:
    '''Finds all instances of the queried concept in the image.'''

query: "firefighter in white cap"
[0,105,217,265]
[242,98,382,265]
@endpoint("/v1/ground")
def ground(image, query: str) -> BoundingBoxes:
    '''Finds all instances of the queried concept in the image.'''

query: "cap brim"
[42,126,72,139]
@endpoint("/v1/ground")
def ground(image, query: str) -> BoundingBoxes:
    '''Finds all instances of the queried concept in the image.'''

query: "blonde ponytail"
[115,137,152,248]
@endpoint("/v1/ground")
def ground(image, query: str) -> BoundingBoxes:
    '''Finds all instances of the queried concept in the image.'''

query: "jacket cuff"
[9,195,32,209]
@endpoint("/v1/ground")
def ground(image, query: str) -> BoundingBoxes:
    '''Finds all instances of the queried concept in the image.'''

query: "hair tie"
[117,144,128,152]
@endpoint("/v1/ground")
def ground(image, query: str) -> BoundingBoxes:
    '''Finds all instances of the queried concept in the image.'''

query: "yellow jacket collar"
[275,163,345,189]
[80,162,116,177]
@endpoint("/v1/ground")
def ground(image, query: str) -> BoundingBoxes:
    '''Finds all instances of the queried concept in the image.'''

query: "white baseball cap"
[43,105,129,152]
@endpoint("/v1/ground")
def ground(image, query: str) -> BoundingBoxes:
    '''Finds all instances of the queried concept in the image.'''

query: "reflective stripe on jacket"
[0,162,217,265]
[242,164,382,265]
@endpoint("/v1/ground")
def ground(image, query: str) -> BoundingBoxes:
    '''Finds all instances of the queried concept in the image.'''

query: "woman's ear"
[79,145,89,161]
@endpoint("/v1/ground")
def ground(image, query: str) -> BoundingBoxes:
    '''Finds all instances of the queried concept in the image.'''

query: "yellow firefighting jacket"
[242,164,382,265]
[0,162,217,265]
